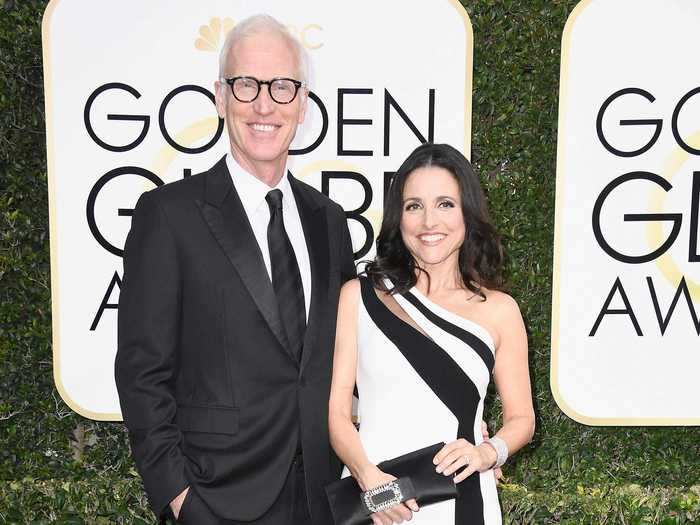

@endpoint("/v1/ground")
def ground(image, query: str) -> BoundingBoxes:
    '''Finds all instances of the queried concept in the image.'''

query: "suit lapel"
[290,175,330,374]
[197,156,292,356]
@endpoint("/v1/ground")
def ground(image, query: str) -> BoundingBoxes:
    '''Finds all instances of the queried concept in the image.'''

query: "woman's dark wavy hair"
[365,142,503,299]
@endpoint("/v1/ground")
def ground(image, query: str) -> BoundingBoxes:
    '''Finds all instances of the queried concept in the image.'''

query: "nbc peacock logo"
[195,17,236,52]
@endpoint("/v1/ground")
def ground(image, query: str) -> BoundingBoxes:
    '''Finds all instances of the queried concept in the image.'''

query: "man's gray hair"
[218,14,309,85]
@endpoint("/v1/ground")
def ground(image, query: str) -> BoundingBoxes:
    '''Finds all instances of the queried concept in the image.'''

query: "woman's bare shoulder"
[481,288,522,320]
[339,277,362,306]
[341,277,361,293]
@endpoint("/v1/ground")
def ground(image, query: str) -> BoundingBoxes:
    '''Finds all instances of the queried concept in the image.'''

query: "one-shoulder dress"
[342,277,502,524]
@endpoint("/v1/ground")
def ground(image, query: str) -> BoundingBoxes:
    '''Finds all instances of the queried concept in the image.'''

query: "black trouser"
[175,455,312,525]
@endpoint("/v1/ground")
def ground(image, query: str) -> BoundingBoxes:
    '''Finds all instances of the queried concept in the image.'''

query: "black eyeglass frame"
[222,76,305,104]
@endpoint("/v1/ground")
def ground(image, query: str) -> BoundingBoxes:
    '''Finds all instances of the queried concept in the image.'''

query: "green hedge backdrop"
[1,0,699,523]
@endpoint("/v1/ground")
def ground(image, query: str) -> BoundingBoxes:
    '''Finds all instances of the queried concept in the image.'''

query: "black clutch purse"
[325,442,458,525]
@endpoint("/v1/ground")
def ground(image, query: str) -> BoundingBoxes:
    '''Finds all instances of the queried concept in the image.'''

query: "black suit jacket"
[115,156,355,523]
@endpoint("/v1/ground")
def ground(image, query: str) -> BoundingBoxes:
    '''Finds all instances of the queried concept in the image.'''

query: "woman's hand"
[433,438,498,483]
[357,465,419,525]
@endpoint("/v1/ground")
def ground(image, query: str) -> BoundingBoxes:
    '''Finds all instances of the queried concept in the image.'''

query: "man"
[115,14,355,525]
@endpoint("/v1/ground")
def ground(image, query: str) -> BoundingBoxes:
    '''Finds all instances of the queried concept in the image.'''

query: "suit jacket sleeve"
[114,190,187,517]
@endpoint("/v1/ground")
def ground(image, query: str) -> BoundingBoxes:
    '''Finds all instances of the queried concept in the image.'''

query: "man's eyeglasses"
[222,76,305,104]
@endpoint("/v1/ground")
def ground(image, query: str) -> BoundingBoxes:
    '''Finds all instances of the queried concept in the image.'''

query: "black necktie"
[266,189,306,362]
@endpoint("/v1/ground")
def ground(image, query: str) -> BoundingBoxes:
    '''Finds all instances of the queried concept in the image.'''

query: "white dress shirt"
[225,154,311,321]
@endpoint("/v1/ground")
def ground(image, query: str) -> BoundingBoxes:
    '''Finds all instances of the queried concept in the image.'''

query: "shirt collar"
[225,153,292,216]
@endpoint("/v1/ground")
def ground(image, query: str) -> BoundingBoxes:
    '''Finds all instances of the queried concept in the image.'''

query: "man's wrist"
[170,487,189,520]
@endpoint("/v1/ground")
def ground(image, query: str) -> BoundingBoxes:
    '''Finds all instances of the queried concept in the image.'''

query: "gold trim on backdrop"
[649,135,700,298]
[43,0,122,421]
[549,0,700,426]
[448,0,473,158]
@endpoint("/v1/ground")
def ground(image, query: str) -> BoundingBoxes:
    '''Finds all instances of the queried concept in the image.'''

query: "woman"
[328,143,535,525]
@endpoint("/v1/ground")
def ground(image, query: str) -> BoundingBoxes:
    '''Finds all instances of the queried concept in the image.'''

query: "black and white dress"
[344,277,502,524]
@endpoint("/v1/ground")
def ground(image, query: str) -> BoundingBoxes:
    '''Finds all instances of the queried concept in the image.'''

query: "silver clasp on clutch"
[362,480,403,513]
